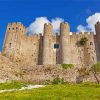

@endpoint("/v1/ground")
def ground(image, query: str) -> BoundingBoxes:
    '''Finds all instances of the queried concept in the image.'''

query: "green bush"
[92,62,100,72]
[61,64,74,69]
[92,62,100,84]
[52,76,65,84]
[80,37,88,46]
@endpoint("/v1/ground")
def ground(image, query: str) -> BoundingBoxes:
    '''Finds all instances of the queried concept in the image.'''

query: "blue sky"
[0,0,100,51]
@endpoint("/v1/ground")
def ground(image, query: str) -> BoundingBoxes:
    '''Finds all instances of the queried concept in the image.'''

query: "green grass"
[0,81,31,90]
[0,83,100,100]
[61,64,74,69]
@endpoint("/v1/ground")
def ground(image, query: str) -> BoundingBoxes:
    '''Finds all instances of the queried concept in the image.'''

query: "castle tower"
[60,22,70,64]
[95,21,100,61]
[2,23,12,56]
[95,21,100,44]
[42,23,53,65]
[2,22,26,61]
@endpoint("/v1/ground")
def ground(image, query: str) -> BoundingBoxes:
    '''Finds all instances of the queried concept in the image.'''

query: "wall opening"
[54,44,59,49]
[92,56,94,61]
[90,42,93,45]
[9,43,12,48]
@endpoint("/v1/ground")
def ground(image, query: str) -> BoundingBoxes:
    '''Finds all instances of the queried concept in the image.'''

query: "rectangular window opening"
[54,44,59,49]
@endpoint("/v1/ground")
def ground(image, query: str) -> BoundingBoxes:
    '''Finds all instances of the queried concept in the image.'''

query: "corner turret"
[95,21,100,38]
[95,21,100,61]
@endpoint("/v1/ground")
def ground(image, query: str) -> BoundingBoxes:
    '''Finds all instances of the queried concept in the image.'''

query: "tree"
[92,62,100,84]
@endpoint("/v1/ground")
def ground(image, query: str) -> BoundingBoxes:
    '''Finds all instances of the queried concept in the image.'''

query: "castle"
[2,21,100,67]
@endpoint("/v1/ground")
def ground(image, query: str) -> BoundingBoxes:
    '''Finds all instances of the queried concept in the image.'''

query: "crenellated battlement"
[5,21,97,39]
[28,34,42,41]
[95,21,100,27]
[44,23,53,36]
[60,22,70,36]
[7,22,26,34]
[2,21,100,66]
[44,23,53,31]
[70,32,94,36]
[8,22,24,27]
[44,23,52,26]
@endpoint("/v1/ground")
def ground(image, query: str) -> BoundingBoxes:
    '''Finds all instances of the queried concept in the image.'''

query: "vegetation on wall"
[92,62,100,83]
[52,76,65,84]
[80,37,88,46]
[45,76,66,85]
[92,62,100,72]
[61,64,74,69]
[55,33,58,36]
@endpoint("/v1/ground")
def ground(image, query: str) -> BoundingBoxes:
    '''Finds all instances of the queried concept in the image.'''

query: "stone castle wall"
[69,32,97,67]
[2,21,100,67]
[2,22,41,65]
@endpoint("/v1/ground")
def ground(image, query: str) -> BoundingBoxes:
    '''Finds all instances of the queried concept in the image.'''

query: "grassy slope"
[0,83,100,100]
[0,81,31,90]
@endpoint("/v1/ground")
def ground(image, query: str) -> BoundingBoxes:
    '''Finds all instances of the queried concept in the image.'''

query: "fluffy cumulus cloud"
[51,18,64,33]
[27,17,64,35]
[77,25,88,32]
[27,17,49,35]
[77,13,100,33]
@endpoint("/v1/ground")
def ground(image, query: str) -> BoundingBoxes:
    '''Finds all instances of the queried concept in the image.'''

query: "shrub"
[80,37,88,46]
[52,76,65,84]
[91,62,100,84]
[61,64,74,69]
[92,62,100,72]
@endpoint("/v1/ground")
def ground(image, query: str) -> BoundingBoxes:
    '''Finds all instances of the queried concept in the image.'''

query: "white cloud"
[27,17,49,35]
[77,13,100,33]
[51,18,64,33]
[27,17,64,35]
[77,25,88,32]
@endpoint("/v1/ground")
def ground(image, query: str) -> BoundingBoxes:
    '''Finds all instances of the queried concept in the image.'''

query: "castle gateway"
[2,22,100,66]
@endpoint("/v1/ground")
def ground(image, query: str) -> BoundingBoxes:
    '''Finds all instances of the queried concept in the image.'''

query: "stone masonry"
[2,21,100,67]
